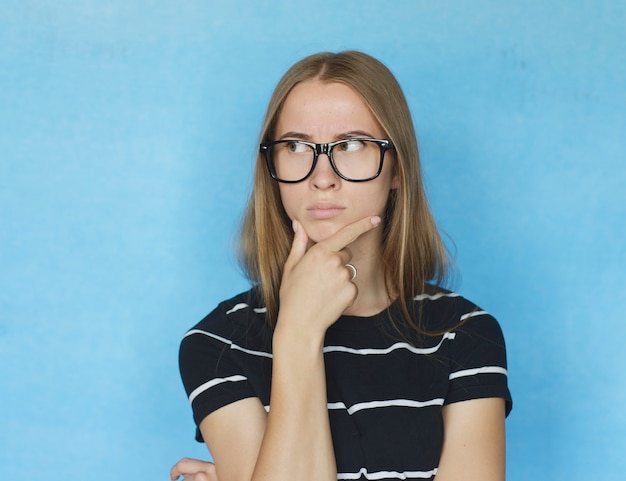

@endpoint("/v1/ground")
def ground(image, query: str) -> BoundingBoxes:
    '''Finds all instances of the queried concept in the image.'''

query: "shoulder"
[177,288,272,440]
[413,286,512,414]
[410,285,504,339]
[186,287,267,337]
[179,287,270,361]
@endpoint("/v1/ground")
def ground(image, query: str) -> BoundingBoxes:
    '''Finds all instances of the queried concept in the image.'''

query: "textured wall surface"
[1,1,624,479]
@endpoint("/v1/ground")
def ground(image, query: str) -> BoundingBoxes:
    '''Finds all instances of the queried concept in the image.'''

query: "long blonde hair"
[238,51,449,332]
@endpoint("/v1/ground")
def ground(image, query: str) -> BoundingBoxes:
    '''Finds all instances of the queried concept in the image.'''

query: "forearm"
[251,326,336,481]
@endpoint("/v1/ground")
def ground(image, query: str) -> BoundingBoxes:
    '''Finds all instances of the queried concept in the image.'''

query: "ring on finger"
[345,263,357,280]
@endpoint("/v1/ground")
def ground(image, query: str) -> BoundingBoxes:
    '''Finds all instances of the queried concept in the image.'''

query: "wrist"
[272,320,325,356]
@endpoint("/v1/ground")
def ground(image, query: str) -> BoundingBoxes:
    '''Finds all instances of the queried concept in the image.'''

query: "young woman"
[171,51,512,481]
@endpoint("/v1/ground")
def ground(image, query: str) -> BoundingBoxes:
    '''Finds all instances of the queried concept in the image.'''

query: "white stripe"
[225,303,266,315]
[230,343,273,358]
[413,292,460,301]
[328,398,444,415]
[226,302,249,314]
[184,329,273,358]
[338,467,438,480]
[188,375,247,404]
[324,332,455,356]
[184,328,230,343]
[449,366,508,380]
[460,310,489,321]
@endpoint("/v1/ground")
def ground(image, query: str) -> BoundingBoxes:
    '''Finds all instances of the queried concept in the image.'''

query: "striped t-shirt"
[179,286,512,480]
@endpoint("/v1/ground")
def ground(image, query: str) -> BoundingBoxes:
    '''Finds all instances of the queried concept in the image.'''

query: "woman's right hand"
[277,216,381,337]
[170,457,218,481]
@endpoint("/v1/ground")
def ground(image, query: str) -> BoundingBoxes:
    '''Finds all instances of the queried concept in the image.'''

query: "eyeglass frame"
[259,138,394,183]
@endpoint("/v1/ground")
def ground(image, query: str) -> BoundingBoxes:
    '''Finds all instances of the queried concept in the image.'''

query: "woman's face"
[275,79,398,246]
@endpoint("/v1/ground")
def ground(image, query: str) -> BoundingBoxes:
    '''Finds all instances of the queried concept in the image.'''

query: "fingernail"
[371,216,381,226]
[292,219,299,232]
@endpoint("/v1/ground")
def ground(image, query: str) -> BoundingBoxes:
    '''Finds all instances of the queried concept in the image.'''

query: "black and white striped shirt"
[179,286,512,480]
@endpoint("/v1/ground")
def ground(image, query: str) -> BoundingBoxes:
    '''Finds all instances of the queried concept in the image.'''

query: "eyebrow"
[277,130,376,141]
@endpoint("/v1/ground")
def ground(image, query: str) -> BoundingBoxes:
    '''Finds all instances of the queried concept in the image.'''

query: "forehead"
[275,80,383,138]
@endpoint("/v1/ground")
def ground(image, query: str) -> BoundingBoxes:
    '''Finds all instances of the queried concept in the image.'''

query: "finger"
[185,474,212,481]
[170,459,186,480]
[340,246,353,264]
[170,458,215,480]
[321,215,381,253]
[333,247,353,267]
[283,219,309,271]
[170,458,190,480]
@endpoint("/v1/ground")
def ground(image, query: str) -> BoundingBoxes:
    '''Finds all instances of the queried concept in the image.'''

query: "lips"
[306,202,346,220]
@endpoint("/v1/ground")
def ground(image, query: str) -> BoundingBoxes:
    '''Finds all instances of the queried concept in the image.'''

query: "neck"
[342,237,394,317]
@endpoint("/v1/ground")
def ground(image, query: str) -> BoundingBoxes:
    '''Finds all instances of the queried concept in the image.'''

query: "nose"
[309,153,340,189]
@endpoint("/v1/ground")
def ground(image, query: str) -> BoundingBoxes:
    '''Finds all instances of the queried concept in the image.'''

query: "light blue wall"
[1,1,624,479]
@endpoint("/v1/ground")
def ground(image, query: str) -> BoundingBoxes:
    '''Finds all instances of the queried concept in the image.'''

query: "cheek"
[350,189,389,221]
[277,186,298,219]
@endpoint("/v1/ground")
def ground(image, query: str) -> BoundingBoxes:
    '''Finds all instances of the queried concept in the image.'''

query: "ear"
[390,171,400,190]
[388,150,400,190]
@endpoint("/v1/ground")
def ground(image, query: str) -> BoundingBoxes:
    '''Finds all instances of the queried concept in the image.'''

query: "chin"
[306,223,342,244]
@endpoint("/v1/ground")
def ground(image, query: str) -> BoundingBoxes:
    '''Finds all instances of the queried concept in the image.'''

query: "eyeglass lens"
[270,139,382,182]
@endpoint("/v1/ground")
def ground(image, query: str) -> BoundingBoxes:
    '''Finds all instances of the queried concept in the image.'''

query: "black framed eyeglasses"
[260,138,393,183]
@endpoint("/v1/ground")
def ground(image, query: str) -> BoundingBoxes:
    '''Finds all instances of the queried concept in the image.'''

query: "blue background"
[1,1,624,479]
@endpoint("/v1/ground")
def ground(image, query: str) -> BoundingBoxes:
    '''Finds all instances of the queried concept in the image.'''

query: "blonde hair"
[238,51,449,332]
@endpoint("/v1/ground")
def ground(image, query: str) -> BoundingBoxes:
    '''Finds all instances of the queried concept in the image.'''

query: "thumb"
[284,219,309,270]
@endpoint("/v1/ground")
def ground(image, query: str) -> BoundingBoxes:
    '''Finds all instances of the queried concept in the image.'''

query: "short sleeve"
[444,311,513,416]
[178,294,272,442]
[180,333,258,439]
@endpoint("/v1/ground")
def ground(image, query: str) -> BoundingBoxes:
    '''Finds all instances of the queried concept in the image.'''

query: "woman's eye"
[340,140,365,152]
[286,141,307,153]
